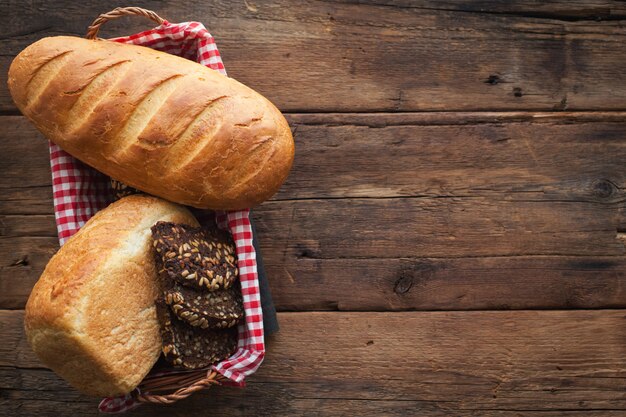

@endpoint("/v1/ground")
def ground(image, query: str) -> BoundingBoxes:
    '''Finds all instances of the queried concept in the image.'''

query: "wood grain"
[4,113,626,202]
[2,113,625,310]
[3,231,626,311]
[266,256,626,311]
[1,310,625,416]
[2,2,625,416]
[1,1,626,112]
[353,0,626,19]
[257,197,625,258]
[4,196,624,258]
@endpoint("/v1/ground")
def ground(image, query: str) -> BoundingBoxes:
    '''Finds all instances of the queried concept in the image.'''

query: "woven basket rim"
[136,369,226,404]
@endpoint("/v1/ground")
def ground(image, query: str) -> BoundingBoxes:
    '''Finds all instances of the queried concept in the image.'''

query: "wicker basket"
[71,7,263,410]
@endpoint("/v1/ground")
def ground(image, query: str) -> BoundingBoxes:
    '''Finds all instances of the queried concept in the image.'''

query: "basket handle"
[86,7,166,40]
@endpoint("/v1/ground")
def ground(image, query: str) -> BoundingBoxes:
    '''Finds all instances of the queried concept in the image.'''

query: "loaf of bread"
[8,36,294,210]
[24,195,199,396]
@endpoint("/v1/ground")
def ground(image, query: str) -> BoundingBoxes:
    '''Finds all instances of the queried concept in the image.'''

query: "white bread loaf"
[8,36,294,210]
[24,195,199,396]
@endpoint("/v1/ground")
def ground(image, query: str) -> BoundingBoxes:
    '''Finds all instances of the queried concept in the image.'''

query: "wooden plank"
[1,1,626,112]
[0,118,51,189]
[1,310,625,415]
[2,231,626,311]
[3,113,626,202]
[0,185,53,215]
[255,198,626,258]
[281,113,626,200]
[0,237,58,309]
[266,256,626,311]
[4,388,625,417]
[4,195,625,259]
[1,114,625,310]
[354,0,626,19]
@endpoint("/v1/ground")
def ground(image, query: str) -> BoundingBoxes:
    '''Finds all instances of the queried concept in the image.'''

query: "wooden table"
[1,1,625,415]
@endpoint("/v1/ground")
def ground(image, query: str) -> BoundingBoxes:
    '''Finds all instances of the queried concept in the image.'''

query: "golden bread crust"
[8,36,294,209]
[24,195,199,396]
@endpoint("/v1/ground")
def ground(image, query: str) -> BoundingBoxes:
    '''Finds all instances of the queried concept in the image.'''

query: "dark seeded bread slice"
[156,300,238,369]
[151,221,238,291]
[165,282,244,329]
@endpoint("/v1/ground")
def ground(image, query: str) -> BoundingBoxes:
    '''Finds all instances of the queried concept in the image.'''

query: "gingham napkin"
[43,20,265,413]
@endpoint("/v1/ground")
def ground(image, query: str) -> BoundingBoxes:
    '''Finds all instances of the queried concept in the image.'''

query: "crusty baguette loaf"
[8,36,294,210]
[24,195,199,396]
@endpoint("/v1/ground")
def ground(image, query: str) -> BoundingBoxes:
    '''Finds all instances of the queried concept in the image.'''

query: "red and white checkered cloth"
[43,20,264,413]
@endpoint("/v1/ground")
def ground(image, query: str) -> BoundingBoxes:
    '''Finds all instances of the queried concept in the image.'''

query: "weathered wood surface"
[1,0,626,112]
[2,1,626,416]
[4,112,626,202]
[4,230,626,312]
[1,114,625,311]
[1,310,625,416]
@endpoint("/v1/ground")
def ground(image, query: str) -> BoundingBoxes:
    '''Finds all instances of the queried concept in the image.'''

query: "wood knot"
[394,262,438,295]
[592,179,617,199]
[485,74,501,85]
[513,87,523,97]
[394,274,414,295]
[294,243,319,258]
